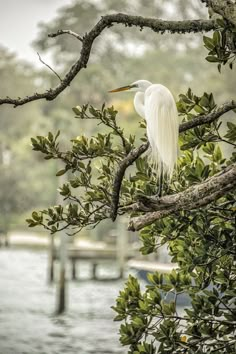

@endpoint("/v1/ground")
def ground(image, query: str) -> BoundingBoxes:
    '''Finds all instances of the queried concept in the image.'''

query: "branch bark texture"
[128,163,236,231]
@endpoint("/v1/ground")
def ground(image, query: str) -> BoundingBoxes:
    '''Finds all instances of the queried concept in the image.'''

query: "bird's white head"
[109,80,152,93]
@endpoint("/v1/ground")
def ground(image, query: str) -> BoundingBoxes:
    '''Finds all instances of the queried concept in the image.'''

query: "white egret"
[109,80,179,196]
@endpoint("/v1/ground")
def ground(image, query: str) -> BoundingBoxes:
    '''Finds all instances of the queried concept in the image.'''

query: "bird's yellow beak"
[108,85,131,93]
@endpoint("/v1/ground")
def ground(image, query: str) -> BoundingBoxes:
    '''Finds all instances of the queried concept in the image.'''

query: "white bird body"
[133,82,179,178]
[109,79,179,181]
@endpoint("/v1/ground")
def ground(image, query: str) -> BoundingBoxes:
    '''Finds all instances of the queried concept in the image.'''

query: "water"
[0,248,126,354]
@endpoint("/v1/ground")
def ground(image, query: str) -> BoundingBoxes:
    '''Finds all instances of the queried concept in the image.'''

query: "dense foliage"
[113,180,236,353]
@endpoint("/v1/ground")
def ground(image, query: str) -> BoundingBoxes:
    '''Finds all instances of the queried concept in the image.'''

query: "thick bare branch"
[127,163,236,231]
[110,100,236,221]
[0,13,217,107]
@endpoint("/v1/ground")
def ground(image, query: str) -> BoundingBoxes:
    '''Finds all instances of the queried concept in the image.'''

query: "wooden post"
[92,263,97,280]
[48,234,55,283]
[55,167,68,314]
[56,230,67,314]
[71,259,77,280]
[117,218,128,279]
[4,232,9,247]
[2,221,9,247]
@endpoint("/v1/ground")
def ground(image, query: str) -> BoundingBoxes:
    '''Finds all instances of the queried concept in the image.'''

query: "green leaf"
[205,56,220,63]
[56,169,67,176]
[55,130,60,140]
[194,105,205,114]
[213,145,222,162]
[32,211,39,221]
[203,36,215,50]
[199,96,209,108]
[72,106,82,115]
[48,132,53,142]
[213,31,221,46]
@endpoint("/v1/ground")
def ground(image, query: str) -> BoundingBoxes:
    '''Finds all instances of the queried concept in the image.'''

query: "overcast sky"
[1,0,72,66]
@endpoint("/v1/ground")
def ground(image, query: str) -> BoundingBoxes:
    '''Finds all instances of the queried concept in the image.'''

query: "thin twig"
[37,52,62,82]
[48,29,83,42]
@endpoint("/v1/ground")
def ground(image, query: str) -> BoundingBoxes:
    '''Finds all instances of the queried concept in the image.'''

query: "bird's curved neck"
[134,92,145,119]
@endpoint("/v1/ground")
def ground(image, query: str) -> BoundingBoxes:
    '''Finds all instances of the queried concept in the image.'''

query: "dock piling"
[117,218,128,279]
[48,234,55,283]
[71,259,77,280]
[56,230,67,314]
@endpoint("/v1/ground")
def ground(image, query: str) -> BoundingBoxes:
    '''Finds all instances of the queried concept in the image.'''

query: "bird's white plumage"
[143,84,179,178]
[131,81,178,178]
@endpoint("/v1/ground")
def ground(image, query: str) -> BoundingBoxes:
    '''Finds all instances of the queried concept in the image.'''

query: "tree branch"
[179,100,236,133]
[127,163,236,231]
[110,142,149,221]
[110,100,236,221]
[48,29,83,41]
[0,13,217,107]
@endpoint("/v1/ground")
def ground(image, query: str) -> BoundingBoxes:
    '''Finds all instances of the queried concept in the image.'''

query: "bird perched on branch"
[109,80,179,196]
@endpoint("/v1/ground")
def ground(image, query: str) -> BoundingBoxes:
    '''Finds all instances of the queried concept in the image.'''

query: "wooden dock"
[49,220,140,314]
[50,239,139,282]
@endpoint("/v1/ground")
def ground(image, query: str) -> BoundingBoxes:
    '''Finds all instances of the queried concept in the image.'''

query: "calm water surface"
[0,248,126,354]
